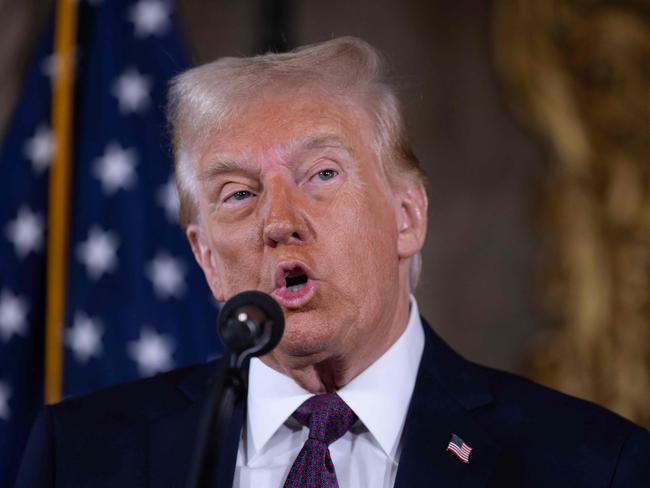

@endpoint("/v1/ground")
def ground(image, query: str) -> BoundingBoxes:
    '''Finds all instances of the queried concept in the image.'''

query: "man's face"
[187,90,426,373]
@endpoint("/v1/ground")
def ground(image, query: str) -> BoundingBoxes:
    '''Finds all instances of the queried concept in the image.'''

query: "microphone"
[188,291,284,488]
[217,290,284,365]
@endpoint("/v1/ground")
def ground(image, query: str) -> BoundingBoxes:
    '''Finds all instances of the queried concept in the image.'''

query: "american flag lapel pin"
[446,433,472,463]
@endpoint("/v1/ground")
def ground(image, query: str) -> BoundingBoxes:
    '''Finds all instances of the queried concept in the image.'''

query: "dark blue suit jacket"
[15,322,650,487]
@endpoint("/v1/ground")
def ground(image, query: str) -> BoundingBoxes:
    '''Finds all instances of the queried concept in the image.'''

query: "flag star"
[5,207,44,258]
[66,312,103,363]
[111,68,152,114]
[146,253,186,299]
[156,178,180,222]
[128,327,175,377]
[128,0,171,37]
[76,227,119,280]
[23,125,55,174]
[0,381,11,421]
[93,142,138,194]
[40,50,79,84]
[0,290,28,342]
[40,53,60,80]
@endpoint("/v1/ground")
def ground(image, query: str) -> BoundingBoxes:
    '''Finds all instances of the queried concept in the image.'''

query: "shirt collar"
[246,296,425,463]
[246,357,312,462]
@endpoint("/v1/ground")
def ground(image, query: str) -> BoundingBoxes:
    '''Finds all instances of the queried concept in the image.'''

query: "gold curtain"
[493,0,650,426]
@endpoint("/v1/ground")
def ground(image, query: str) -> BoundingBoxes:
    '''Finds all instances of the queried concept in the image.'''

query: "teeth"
[287,283,307,292]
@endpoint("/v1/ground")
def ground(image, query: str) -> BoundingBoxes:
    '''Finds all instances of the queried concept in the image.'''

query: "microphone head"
[218,290,284,358]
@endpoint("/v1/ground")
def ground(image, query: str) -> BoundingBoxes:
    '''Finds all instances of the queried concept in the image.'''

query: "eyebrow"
[198,132,356,184]
[298,133,353,153]
[198,158,247,185]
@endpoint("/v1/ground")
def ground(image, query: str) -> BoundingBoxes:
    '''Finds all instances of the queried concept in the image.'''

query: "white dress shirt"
[233,297,425,488]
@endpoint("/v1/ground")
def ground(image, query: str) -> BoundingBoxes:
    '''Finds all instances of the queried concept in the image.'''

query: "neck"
[261,290,412,393]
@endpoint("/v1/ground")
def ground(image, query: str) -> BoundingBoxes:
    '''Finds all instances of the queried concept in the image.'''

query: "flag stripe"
[447,445,470,462]
[447,433,472,463]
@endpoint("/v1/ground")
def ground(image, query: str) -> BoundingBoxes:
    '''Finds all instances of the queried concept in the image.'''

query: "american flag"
[447,433,472,463]
[0,1,220,485]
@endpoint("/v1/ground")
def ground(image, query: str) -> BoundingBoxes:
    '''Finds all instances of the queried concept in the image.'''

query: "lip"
[271,260,317,308]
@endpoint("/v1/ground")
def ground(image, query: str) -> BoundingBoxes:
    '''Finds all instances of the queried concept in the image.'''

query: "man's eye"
[314,169,338,181]
[226,190,253,202]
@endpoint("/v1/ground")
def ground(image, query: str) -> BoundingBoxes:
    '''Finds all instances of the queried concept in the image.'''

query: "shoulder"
[421,319,645,444]
[468,360,650,484]
[48,360,216,425]
[15,361,218,487]
[478,364,650,484]
[418,321,650,484]
[475,362,641,439]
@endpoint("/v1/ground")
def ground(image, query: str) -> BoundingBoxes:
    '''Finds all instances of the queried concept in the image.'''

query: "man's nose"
[261,177,310,247]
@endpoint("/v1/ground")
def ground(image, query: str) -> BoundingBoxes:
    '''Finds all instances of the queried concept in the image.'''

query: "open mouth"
[285,267,309,292]
[273,261,316,307]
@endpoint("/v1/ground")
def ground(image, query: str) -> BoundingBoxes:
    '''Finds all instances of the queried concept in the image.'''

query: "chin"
[276,317,337,361]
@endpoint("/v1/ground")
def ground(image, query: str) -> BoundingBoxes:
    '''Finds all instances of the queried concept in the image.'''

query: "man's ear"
[186,223,225,301]
[396,181,428,259]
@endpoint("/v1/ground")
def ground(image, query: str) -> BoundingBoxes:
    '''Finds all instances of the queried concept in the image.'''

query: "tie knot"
[292,393,357,445]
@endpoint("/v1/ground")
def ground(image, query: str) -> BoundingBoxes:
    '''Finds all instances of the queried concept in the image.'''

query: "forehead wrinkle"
[262,132,359,174]
[198,131,361,187]
[198,157,257,185]
[291,132,357,159]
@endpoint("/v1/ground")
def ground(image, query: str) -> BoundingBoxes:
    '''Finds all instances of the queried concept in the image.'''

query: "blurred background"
[0,0,648,484]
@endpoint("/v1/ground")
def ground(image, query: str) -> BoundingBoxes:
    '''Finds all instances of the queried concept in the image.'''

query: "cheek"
[208,223,261,294]
[326,192,399,273]
[354,189,398,245]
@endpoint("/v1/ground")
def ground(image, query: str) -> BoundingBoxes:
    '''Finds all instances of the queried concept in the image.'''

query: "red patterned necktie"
[283,393,358,488]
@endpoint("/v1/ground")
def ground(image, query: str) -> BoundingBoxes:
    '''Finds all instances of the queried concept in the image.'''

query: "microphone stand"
[186,291,285,488]
[186,349,248,488]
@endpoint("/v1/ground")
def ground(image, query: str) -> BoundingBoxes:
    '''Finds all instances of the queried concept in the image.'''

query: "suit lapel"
[394,322,502,487]
[147,361,245,488]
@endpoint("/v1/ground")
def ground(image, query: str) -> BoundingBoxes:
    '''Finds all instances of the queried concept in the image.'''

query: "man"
[16,37,650,487]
